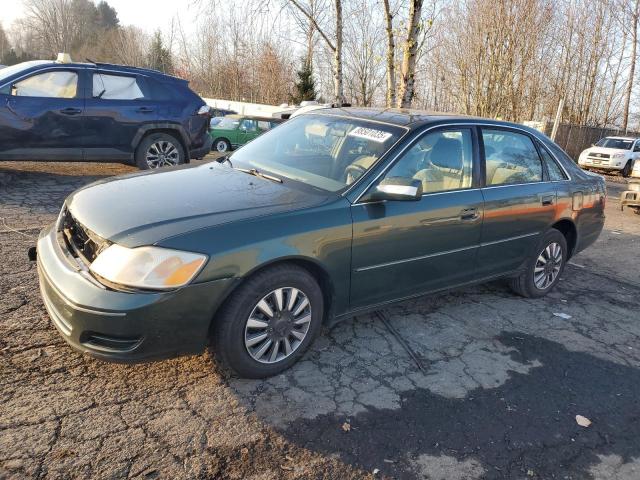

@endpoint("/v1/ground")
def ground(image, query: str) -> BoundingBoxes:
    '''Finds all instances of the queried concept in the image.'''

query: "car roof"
[226,114,283,122]
[19,60,185,82]
[305,107,538,131]
[604,136,637,141]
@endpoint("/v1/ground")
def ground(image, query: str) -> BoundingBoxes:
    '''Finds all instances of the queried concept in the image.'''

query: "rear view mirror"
[368,177,423,202]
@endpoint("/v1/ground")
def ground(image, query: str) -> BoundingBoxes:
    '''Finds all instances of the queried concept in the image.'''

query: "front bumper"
[189,134,213,159]
[621,182,640,210]
[579,159,626,170]
[36,223,236,363]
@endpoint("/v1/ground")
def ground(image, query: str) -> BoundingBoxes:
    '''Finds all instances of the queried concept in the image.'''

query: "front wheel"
[621,161,632,178]
[213,264,324,378]
[509,229,567,298]
[135,133,185,170]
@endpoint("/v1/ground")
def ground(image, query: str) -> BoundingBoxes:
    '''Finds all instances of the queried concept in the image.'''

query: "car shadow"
[224,271,640,479]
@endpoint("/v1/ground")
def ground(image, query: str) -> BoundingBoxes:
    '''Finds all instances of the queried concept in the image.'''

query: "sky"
[0,0,201,32]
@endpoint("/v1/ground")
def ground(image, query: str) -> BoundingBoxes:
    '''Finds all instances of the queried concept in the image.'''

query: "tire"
[213,138,232,153]
[509,229,568,298]
[213,264,324,378]
[621,161,632,178]
[135,133,185,170]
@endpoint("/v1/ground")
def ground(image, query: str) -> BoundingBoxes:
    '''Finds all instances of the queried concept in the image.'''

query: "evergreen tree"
[146,30,173,74]
[96,1,119,29]
[292,58,316,104]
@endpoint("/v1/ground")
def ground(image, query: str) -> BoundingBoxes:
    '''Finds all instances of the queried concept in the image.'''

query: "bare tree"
[288,0,344,103]
[397,0,423,107]
[382,0,396,107]
[622,0,640,131]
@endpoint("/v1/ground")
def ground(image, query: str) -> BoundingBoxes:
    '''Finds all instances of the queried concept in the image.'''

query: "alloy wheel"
[244,287,312,364]
[533,242,563,290]
[146,141,180,168]
[216,140,229,152]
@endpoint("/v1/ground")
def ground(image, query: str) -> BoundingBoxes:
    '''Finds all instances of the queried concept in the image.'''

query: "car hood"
[583,146,629,156]
[66,163,330,248]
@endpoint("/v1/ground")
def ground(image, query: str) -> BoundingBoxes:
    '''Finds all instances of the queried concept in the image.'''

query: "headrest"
[431,137,462,170]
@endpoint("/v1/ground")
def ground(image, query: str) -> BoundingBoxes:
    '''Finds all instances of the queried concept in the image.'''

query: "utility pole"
[551,98,564,142]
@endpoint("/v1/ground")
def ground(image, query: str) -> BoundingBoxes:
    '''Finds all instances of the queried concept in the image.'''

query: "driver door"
[239,118,258,145]
[0,68,84,160]
[350,127,484,309]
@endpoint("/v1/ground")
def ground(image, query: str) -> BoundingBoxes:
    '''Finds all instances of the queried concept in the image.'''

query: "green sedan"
[36,108,605,378]
[210,114,283,152]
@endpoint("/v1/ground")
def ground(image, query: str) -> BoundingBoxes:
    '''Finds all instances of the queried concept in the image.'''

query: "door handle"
[137,107,154,113]
[60,107,82,115]
[541,195,555,206]
[460,207,480,221]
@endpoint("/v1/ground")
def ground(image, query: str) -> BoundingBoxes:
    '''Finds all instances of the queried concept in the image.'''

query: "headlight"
[613,152,625,159]
[90,244,208,290]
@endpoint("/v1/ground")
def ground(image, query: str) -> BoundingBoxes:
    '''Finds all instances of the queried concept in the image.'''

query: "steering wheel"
[344,163,368,185]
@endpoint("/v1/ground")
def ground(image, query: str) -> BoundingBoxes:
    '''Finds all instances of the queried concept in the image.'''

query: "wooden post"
[551,98,564,142]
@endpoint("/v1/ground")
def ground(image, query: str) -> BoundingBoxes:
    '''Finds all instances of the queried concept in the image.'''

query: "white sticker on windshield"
[348,126,393,143]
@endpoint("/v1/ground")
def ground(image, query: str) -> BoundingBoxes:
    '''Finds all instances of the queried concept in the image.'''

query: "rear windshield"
[216,117,240,129]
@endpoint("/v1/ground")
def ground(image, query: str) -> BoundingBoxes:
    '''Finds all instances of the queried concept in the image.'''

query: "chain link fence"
[523,121,640,161]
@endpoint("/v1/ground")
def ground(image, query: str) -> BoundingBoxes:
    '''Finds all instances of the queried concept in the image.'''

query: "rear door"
[477,127,557,278]
[82,69,157,161]
[0,67,83,160]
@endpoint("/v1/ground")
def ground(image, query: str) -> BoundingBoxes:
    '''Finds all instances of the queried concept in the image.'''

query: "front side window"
[384,129,474,193]
[0,61,50,84]
[240,119,257,132]
[93,73,144,100]
[538,145,567,181]
[14,70,78,98]
[229,114,404,192]
[483,129,542,186]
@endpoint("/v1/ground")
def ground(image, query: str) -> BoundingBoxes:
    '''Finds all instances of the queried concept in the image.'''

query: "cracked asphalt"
[1,161,639,479]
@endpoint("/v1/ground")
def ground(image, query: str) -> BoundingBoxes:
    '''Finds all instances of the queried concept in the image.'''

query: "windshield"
[229,114,405,192]
[216,117,240,130]
[595,137,634,150]
[0,61,50,84]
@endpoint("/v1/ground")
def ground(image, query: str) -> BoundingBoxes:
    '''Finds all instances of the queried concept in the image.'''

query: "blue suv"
[0,58,212,169]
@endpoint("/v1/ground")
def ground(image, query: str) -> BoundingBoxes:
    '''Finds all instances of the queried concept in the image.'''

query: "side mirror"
[367,177,423,202]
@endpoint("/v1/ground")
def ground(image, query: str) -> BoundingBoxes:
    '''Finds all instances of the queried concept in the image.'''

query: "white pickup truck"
[578,136,640,177]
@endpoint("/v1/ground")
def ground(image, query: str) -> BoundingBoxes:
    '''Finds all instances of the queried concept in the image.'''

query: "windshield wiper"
[235,167,283,183]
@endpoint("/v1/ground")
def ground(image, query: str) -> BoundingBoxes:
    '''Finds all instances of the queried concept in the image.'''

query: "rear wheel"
[213,138,232,153]
[135,133,185,170]
[509,229,567,298]
[213,264,323,378]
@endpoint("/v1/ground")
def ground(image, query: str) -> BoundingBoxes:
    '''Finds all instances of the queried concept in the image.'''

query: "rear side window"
[93,73,144,100]
[482,129,543,186]
[14,70,78,98]
[538,145,567,181]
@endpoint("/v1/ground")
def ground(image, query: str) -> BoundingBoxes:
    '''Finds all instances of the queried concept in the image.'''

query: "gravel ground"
[1,161,639,480]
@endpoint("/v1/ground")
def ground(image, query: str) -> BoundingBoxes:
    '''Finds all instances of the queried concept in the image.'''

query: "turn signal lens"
[90,244,207,290]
